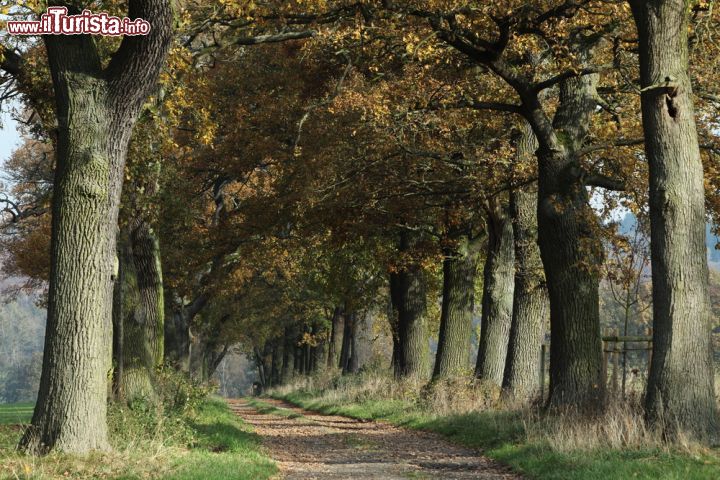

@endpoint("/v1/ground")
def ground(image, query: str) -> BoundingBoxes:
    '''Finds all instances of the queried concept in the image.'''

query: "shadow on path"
[229,398,521,480]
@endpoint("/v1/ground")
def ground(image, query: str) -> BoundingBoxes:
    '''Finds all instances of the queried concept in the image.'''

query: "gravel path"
[228,398,521,480]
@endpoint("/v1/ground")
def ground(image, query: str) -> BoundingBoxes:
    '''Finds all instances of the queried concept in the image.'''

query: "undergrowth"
[269,368,720,480]
[0,368,276,480]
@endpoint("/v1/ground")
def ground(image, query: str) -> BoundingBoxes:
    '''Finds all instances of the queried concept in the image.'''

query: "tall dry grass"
[270,367,716,454]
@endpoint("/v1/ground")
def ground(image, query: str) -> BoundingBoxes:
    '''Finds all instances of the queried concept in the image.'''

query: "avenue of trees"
[0,0,719,454]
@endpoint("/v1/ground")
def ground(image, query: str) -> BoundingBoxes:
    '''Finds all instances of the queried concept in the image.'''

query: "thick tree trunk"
[352,310,376,373]
[433,235,481,379]
[23,76,117,452]
[19,1,172,454]
[503,186,548,400]
[476,206,514,385]
[502,125,549,401]
[630,0,719,442]
[119,220,165,401]
[389,232,430,379]
[327,307,344,369]
[537,65,606,410]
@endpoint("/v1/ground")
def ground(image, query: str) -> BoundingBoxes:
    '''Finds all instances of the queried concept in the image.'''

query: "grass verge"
[0,404,33,425]
[270,378,720,480]
[0,397,276,479]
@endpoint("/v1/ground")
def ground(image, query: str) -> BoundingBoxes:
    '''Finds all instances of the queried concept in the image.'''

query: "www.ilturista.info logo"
[7,7,151,36]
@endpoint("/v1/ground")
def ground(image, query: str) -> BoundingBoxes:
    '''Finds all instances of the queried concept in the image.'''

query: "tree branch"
[232,30,316,45]
[105,0,174,108]
[584,172,626,191]
[0,45,23,77]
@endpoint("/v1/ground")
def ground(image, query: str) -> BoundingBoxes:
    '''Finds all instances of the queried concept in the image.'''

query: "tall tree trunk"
[476,205,514,385]
[270,343,281,387]
[503,188,548,400]
[340,312,354,374]
[351,310,376,373]
[538,153,605,411]
[281,327,295,384]
[387,295,402,372]
[434,234,481,379]
[20,1,172,454]
[120,220,165,401]
[389,232,429,379]
[254,347,267,388]
[313,324,328,374]
[348,318,360,374]
[327,307,344,369]
[630,0,719,442]
[503,125,549,401]
[536,48,606,412]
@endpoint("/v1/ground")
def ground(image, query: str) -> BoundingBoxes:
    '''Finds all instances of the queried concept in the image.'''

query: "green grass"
[165,398,277,480]
[0,403,34,425]
[272,391,720,480]
[0,397,277,480]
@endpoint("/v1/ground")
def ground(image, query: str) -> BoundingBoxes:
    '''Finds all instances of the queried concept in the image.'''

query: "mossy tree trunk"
[312,323,328,374]
[118,219,165,401]
[630,0,719,443]
[20,5,172,453]
[389,232,430,379]
[476,204,515,386]
[538,57,606,411]
[503,125,549,401]
[327,307,344,369]
[434,232,482,379]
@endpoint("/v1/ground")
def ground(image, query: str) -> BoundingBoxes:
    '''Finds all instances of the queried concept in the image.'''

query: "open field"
[0,404,33,426]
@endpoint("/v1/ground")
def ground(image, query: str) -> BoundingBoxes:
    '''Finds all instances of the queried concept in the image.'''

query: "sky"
[0,104,22,189]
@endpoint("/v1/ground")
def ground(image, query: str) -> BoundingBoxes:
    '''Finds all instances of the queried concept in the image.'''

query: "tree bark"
[352,310,376,373]
[20,0,172,454]
[533,48,606,411]
[254,347,268,388]
[111,259,124,400]
[327,307,344,369]
[424,5,607,412]
[433,234,481,379]
[340,312,354,374]
[119,220,165,401]
[389,232,429,379]
[630,0,719,442]
[281,327,296,384]
[165,293,206,373]
[476,205,514,386]
[502,125,549,401]
[270,343,281,386]
[312,323,328,374]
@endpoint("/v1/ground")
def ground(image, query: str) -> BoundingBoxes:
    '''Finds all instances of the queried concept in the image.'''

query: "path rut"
[229,398,521,480]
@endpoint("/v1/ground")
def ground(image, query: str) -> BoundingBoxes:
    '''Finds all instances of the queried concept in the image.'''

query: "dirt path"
[228,398,521,480]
